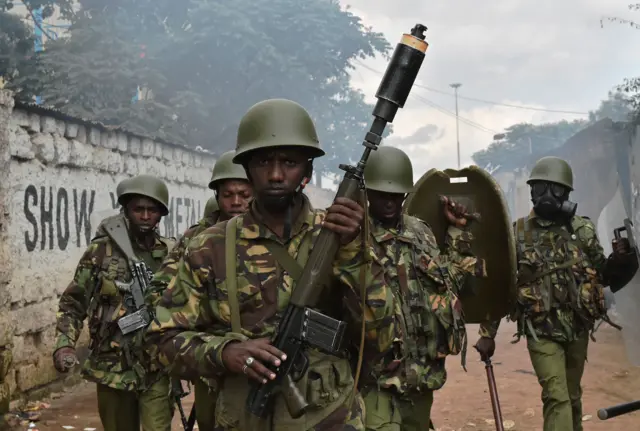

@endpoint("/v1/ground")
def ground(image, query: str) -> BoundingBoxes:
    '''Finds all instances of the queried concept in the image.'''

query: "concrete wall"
[0,90,334,403]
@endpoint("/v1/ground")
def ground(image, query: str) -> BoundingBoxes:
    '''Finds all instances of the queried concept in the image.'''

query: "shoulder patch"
[403,214,429,232]
[571,215,593,232]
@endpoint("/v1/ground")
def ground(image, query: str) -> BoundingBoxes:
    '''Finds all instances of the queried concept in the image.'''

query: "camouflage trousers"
[362,388,434,431]
[194,378,218,430]
[213,392,365,431]
[527,333,589,431]
[96,375,173,431]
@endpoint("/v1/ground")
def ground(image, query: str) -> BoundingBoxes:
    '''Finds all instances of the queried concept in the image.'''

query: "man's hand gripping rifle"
[245,23,430,421]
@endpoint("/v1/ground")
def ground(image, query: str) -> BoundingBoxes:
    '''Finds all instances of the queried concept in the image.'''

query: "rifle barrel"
[598,400,640,420]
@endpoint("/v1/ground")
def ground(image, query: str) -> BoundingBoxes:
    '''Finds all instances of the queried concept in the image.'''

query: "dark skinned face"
[367,190,406,227]
[217,179,252,219]
[124,195,162,234]
[246,148,310,214]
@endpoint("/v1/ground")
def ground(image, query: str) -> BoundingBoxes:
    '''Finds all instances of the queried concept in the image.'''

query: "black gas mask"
[530,181,577,221]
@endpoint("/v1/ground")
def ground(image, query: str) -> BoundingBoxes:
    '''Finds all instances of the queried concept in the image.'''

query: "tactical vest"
[379,216,467,387]
[512,215,606,326]
[215,217,357,431]
[87,234,174,379]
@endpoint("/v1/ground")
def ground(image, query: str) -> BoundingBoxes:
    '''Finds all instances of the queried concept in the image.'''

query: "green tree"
[1,0,75,20]
[472,91,634,172]
[11,0,392,181]
[602,3,640,124]
[472,120,587,172]
[588,91,633,122]
[0,11,35,85]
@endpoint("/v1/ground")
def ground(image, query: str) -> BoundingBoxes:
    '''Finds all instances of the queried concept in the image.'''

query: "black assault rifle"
[102,216,189,427]
[245,24,430,421]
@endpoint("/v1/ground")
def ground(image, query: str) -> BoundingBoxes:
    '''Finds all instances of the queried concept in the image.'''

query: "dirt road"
[17,321,640,430]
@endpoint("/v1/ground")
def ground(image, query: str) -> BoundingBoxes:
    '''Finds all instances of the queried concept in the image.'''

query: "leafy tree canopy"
[5,0,393,184]
[603,3,640,124]
[0,10,35,83]
[472,91,633,172]
[1,0,74,20]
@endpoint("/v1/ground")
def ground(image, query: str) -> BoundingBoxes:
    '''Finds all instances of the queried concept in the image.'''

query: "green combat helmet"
[118,174,170,215]
[116,178,130,199]
[364,146,415,194]
[203,196,219,217]
[527,156,574,190]
[209,150,248,190]
[233,98,325,165]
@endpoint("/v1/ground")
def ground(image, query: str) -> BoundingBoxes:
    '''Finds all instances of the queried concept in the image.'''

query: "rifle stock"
[245,24,429,420]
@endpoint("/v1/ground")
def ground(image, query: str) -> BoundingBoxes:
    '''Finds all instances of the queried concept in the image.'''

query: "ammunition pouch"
[514,216,609,331]
[414,244,466,361]
[216,351,354,431]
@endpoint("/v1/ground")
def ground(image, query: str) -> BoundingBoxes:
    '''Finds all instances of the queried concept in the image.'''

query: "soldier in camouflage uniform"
[144,98,396,431]
[475,157,636,431]
[53,174,175,431]
[360,146,486,431]
[147,150,252,430]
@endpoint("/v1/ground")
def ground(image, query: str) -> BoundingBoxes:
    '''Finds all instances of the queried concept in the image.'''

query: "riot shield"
[599,185,640,366]
[403,166,517,323]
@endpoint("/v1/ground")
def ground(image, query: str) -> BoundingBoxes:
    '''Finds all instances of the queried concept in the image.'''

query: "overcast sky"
[341,0,640,179]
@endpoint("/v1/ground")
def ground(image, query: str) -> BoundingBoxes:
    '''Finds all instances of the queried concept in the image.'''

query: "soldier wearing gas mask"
[475,156,637,431]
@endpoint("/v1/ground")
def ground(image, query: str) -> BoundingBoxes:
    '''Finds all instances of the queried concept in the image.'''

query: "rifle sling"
[225,218,313,333]
[517,258,580,287]
[255,239,305,280]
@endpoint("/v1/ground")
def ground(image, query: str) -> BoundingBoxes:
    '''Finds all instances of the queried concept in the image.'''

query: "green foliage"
[472,120,587,172]
[8,0,392,182]
[1,0,75,21]
[0,11,34,82]
[471,91,633,172]
[603,3,640,124]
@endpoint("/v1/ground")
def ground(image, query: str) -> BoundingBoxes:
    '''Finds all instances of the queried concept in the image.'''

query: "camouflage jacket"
[146,211,221,309]
[480,210,623,343]
[54,220,173,391]
[144,195,394,429]
[366,214,486,394]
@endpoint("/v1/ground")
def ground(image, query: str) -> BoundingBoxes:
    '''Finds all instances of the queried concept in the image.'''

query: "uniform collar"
[529,208,569,228]
[201,210,220,227]
[238,193,315,241]
[370,214,414,244]
[132,231,166,253]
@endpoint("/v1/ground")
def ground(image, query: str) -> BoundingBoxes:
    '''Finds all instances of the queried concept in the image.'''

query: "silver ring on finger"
[245,356,255,367]
[242,364,248,374]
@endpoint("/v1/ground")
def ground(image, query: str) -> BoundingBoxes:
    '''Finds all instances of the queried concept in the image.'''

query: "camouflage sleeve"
[335,237,395,354]
[144,233,237,381]
[441,226,487,293]
[478,319,501,338]
[578,219,607,276]
[145,232,191,309]
[54,242,103,352]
